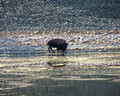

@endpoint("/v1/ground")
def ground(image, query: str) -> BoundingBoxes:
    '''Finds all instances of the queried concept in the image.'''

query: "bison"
[47,39,68,52]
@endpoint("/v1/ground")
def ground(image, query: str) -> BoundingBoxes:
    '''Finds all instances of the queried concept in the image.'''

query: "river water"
[0,51,120,96]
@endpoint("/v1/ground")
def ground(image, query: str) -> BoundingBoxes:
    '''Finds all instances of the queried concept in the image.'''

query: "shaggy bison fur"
[47,39,68,52]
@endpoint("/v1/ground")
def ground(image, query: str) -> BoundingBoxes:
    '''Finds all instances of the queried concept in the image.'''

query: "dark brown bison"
[47,39,68,52]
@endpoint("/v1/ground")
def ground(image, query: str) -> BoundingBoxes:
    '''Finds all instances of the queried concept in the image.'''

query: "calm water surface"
[0,51,120,96]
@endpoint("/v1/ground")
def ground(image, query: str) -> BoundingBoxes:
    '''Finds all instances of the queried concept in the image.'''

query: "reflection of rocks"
[47,56,67,67]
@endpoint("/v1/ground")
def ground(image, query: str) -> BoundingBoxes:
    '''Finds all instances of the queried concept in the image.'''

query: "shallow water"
[0,51,120,96]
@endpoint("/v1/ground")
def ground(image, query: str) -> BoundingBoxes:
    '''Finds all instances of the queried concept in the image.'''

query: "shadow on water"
[2,78,120,96]
[0,50,120,96]
[4,78,119,96]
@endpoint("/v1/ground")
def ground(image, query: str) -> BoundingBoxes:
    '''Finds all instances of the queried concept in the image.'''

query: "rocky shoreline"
[0,30,120,55]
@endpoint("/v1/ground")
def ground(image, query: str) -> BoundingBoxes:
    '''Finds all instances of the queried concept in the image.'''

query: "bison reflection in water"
[47,39,68,53]
[47,55,67,67]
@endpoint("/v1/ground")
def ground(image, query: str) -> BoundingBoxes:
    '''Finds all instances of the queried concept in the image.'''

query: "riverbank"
[0,30,120,54]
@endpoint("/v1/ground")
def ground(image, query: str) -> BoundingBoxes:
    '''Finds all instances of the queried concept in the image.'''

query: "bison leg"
[48,46,52,52]
[62,50,65,53]
[57,47,60,52]
[48,46,54,52]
